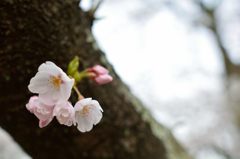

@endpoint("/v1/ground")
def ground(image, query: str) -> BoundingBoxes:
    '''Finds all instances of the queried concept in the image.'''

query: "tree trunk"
[0,1,191,159]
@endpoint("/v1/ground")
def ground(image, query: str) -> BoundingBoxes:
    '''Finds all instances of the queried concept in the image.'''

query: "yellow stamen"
[51,75,62,89]
[81,106,90,116]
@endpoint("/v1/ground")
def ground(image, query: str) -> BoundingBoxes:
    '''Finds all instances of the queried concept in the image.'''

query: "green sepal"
[67,56,79,77]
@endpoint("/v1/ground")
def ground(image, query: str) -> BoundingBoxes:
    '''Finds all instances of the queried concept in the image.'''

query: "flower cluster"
[26,60,112,132]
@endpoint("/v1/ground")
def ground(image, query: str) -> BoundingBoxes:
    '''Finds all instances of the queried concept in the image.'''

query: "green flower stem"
[73,85,84,100]
[74,69,95,83]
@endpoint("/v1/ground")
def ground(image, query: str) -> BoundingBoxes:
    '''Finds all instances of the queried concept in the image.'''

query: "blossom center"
[50,75,63,89]
[81,106,90,116]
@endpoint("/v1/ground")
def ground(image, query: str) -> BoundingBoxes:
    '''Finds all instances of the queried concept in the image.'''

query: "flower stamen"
[81,106,90,116]
[50,75,63,89]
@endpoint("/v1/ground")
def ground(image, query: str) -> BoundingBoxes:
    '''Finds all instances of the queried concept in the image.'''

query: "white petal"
[39,90,60,105]
[90,107,103,125]
[28,72,51,94]
[53,105,61,116]
[90,100,103,112]
[38,61,62,75]
[74,98,92,111]
[53,102,75,126]
[76,115,93,132]
[59,78,74,102]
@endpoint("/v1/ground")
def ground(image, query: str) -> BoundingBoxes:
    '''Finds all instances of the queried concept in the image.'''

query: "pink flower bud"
[95,74,113,85]
[87,65,113,85]
[26,96,54,128]
[90,65,109,75]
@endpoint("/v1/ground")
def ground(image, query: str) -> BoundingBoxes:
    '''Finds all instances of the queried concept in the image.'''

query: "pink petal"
[91,65,109,75]
[26,96,39,113]
[94,74,113,85]
[39,117,53,128]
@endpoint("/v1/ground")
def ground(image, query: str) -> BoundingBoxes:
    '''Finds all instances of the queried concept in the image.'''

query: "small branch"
[198,1,240,76]
[86,0,104,26]
[90,0,103,15]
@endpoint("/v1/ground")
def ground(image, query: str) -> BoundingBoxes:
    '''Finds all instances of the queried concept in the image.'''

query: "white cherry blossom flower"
[53,102,75,126]
[74,98,103,132]
[28,61,74,105]
[26,96,54,128]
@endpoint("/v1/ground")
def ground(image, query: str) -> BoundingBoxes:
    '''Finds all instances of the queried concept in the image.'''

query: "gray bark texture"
[0,1,192,159]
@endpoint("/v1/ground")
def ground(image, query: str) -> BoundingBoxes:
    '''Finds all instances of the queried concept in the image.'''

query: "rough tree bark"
[0,1,191,159]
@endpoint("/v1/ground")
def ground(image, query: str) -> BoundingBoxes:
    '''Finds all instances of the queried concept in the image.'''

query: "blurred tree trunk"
[0,1,191,159]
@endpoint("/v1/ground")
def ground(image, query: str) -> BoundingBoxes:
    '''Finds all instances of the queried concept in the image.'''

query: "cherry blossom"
[28,61,74,105]
[53,102,75,126]
[26,96,54,128]
[26,59,113,132]
[74,98,103,132]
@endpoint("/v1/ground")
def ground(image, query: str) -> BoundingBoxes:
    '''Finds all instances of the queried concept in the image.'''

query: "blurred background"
[1,0,240,158]
[83,0,240,158]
